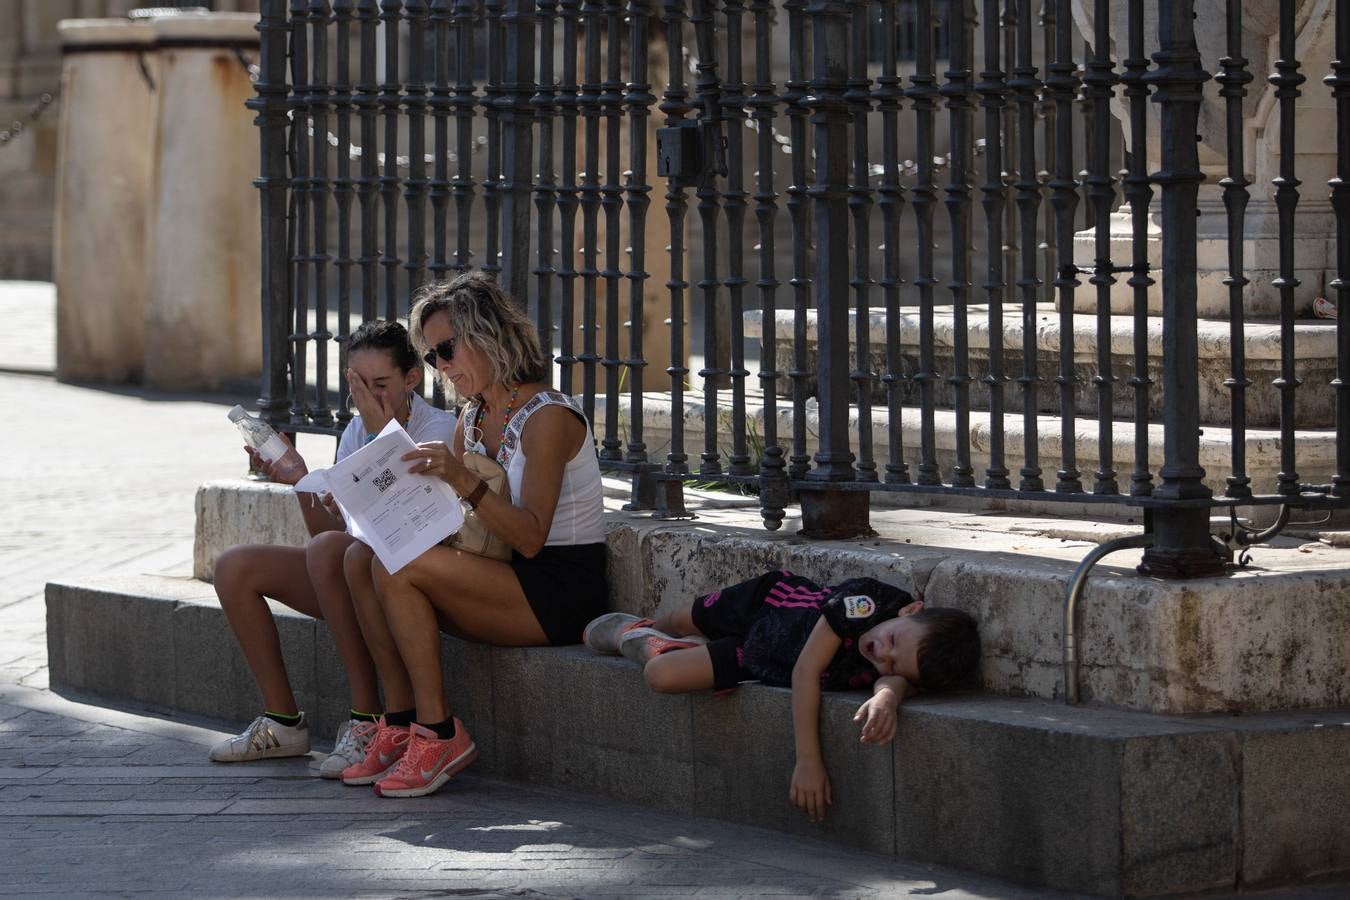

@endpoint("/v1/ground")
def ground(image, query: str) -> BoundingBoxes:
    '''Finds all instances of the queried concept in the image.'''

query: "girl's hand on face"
[347,367,398,435]
[244,438,306,486]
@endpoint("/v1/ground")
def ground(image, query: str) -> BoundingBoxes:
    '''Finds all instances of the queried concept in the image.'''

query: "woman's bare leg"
[345,541,416,713]
[212,544,322,715]
[373,546,546,722]
[306,531,381,715]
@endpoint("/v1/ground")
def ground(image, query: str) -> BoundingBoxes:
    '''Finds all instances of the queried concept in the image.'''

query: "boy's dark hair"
[911,608,980,691]
[348,319,419,373]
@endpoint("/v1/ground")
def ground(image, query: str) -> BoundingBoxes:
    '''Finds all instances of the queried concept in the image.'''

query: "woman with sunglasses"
[341,271,607,798]
[209,320,456,777]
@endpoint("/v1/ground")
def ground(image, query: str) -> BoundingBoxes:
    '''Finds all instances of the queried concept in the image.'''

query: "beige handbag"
[443,451,513,561]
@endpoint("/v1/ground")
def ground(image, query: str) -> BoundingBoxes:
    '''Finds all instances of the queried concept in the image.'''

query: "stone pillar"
[1071,0,1335,318]
[53,19,157,383]
[142,13,262,390]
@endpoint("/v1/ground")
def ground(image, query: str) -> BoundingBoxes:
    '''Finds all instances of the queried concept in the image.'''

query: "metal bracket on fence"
[655,121,703,181]
[622,466,660,513]
[1213,505,1293,567]
[651,477,695,521]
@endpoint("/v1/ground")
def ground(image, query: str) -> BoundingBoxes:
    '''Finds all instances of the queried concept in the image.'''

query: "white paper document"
[294,419,464,574]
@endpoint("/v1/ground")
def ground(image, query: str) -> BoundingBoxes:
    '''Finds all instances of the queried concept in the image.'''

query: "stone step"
[591,389,1339,504]
[746,304,1338,427]
[192,480,1350,716]
[46,571,1350,896]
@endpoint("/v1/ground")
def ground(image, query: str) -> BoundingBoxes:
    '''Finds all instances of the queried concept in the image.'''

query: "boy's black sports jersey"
[692,570,918,691]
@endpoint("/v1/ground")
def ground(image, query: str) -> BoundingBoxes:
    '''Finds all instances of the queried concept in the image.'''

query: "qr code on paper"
[372,468,397,493]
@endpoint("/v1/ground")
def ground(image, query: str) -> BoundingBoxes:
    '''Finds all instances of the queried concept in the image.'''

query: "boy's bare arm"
[789,617,842,822]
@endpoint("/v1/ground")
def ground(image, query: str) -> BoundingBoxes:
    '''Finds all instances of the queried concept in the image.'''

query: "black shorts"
[690,571,831,690]
[510,542,609,646]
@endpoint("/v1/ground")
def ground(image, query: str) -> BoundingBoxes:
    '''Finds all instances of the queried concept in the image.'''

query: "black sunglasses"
[422,336,458,368]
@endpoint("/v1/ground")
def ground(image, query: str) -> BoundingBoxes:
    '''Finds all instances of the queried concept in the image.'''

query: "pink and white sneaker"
[619,627,700,666]
[340,717,410,785]
[373,720,477,798]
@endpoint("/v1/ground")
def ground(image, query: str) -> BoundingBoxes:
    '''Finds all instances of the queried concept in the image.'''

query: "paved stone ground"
[4,282,1347,899]
[0,282,1066,898]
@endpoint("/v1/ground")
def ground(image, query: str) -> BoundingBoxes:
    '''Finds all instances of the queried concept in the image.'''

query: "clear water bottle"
[227,405,292,466]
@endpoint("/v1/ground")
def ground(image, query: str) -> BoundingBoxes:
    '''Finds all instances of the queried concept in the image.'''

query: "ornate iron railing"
[251,0,1350,576]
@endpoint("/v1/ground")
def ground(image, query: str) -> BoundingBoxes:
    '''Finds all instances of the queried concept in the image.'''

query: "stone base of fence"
[47,565,1350,896]
[189,478,1350,715]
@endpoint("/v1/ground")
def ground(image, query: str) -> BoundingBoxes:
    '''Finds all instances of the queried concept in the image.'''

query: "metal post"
[1046,0,1081,494]
[1122,0,1154,497]
[309,0,335,426]
[944,0,975,488]
[657,0,692,519]
[1012,0,1044,492]
[801,0,867,537]
[1331,0,1350,496]
[878,0,909,488]
[623,0,656,508]
[724,0,753,478]
[692,0,725,476]
[784,0,812,483]
[498,0,536,303]
[378,0,403,320]
[334,0,356,424]
[600,0,624,463]
[751,0,788,527]
[533,0,558,363]
[1084,0,1116,495]
[1138,0,1225,578]
[1218,0,1252,498]
[846,0,875,484]
[978,0,1011,490]
[404,0,430,295]
[1271,0,1304,497]
[250,0,293,430]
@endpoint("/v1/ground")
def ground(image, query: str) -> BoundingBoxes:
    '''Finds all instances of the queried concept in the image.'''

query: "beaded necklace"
[474,384,520,465]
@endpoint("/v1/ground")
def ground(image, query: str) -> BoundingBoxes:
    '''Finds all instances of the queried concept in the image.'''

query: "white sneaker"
[318,718,378,779]
[208,714,310,763]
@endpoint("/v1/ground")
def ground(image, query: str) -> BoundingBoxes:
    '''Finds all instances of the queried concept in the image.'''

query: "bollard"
[54,18,158,383]
[143,13,262,391]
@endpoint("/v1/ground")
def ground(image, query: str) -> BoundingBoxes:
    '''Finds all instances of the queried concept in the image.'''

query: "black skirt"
[510,542,609,646]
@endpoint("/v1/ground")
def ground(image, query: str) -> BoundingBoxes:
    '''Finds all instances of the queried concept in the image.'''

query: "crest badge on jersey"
[842,595,876,619]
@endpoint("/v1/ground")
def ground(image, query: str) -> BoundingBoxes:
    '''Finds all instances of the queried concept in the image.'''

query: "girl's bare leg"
[344,541,416,713]
[372,546,547,722]
[306,531,382,715]
[212,544,321,715]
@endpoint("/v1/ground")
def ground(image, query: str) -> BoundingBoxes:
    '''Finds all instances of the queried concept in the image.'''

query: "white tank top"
[463,390,605,547]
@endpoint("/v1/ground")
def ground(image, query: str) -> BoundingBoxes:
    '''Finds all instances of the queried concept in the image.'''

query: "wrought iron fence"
[251,0,1350,576]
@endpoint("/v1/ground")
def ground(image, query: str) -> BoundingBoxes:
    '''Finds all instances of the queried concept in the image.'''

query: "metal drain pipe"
[1063,533,1155,705]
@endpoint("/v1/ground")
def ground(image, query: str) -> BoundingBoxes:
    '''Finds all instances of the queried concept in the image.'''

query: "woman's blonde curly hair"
[408,272,550,400]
